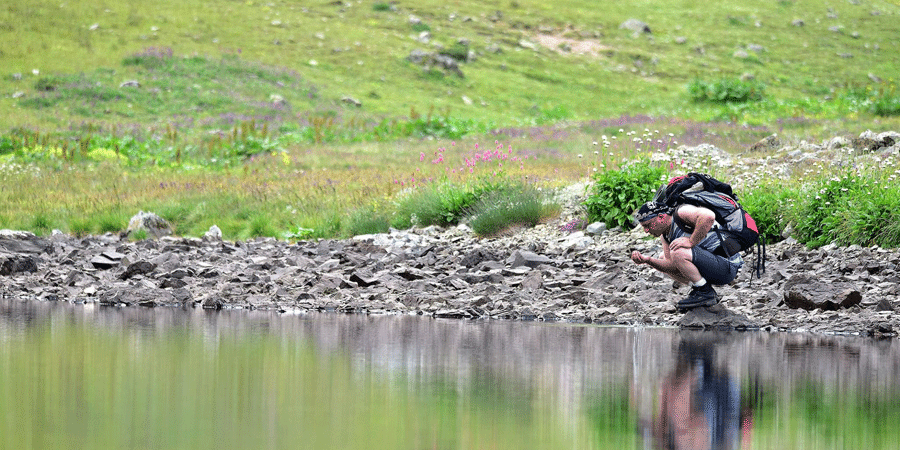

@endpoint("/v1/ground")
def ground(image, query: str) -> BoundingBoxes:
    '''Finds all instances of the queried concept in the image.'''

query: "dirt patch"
[533,34,614,58]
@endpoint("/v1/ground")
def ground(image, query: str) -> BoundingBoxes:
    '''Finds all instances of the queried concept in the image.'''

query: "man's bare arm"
[671,204,716,249]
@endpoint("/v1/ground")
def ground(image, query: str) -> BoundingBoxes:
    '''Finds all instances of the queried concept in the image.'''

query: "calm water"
[1,299,899,450]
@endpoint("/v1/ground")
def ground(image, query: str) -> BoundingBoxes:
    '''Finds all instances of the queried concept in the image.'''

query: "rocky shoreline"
[1,216,898,337]
[2,130,899,337]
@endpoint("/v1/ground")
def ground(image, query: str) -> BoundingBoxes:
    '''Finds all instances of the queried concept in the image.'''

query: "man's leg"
[669,247,703,284]
[672,247,727,310]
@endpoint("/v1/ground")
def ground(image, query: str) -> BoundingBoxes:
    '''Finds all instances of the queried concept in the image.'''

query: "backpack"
[654,173,766,276]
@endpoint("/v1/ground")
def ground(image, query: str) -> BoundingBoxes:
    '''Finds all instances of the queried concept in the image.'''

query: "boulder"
[678,305,757,329]
[126,211,172,239]
[783,275,862,310]
[0,254,39,275]
[0,230,50,254]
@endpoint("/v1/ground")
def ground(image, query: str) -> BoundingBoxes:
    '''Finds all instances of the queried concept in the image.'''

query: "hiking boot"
[676,284,718,312]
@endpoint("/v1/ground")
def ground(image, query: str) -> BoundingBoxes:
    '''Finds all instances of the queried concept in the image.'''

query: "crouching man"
[630,201,744,311]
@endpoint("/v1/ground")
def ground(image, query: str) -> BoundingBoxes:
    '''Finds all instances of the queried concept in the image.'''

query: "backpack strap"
[755,236,766,279]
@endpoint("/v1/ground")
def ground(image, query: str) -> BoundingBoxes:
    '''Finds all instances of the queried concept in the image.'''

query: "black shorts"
[691,246,741,285]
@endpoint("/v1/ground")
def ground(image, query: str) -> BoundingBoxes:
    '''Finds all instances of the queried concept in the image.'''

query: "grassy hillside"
[2,0,899,141]
[1,0,900,241]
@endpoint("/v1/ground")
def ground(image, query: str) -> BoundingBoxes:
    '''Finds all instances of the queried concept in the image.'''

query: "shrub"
[468,184,559,236]
[584,160,666,229]
[98,214,123,234]
[870,89,900,117]
[249,215,277,237]
[832,183,900,247]
[687,78,765,103]
[346,205,391,236]
[393,182,479,227]
[843,82,900,117]
[788,173,861,248]
[0,136,14,155]
[68,217,94,236]
[439,43,469,62]
[30,213,52,232]
[740,183,796,244]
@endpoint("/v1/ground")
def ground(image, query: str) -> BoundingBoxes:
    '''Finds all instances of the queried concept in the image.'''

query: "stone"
[90,254,121,270]
[783,276,862,310]
[0,254,39,275]
[1,140,900,336]
[0,230,49,254]
[507,250,552,269]
[619,19,651,34]
[204,225,222,241]
[586,222,607,236]
[749,134,780,152]
[119,260,157,280]
[126,211,173,239]
[678,305,757,329]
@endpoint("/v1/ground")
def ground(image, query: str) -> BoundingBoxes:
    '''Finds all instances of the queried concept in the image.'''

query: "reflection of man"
[648,338,752,450]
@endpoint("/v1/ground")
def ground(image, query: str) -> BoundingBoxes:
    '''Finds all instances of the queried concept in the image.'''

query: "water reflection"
[640,334,751,450]
[1,299,899,450]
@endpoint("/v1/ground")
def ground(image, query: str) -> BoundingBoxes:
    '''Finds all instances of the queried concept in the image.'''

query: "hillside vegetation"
[1,0,899,241]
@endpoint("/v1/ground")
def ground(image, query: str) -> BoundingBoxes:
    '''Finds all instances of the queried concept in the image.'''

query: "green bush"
[68,217,94,236]
[393,182,480,227]
[687,78,765,103]
[346,205,391,236]
[832,184,900,248]
[438,43,470,62]
[98,214,123,234]
[584,161,666,229]
[30,213,52,232]
[468,184,558,236]
[843,83,900,117]
[871,91,900,117]
[248,215,277,238]
[740,184,796,244]
[787,174,859,247]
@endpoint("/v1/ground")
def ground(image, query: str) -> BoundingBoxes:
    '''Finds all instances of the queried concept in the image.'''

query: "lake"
[1,298,898,449]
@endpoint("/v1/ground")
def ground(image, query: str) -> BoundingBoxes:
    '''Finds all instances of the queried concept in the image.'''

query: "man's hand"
[668,236,693,252]
[631,250,648,264]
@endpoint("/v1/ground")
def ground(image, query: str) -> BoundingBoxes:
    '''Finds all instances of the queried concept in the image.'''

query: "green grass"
[2,0,899,141]
[1,0,900,242]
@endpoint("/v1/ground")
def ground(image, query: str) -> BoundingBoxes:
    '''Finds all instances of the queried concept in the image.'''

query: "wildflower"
[420,152,425,161]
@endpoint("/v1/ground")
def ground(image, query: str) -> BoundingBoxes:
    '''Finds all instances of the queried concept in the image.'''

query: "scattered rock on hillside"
[749,134,781,152]
[619,19,651,35]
